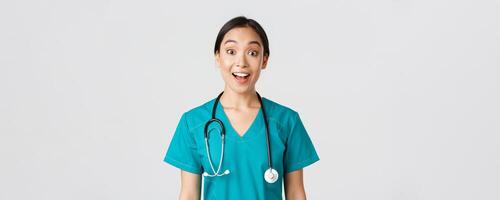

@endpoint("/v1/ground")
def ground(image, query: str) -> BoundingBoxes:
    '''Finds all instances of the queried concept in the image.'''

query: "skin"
[178,26,307,200]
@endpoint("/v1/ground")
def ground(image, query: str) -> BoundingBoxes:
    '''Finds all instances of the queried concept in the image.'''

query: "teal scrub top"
[164,97,320,200]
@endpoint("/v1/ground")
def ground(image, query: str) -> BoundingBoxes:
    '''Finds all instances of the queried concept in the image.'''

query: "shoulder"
[261,97,301,128]
[179,98,215,132]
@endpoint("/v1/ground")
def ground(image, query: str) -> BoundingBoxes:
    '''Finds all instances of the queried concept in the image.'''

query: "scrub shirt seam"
[187,116,208,133]
[182,112,198,147]
[285,153,320,173]
[178,112,203,173]
[267,117,286,131]
[285,111,317,173]
[164,156,202,174]
[268,117,287,146]
[287,111,301,142]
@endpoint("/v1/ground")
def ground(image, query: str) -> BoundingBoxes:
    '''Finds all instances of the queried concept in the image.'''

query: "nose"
[235,53,248,68]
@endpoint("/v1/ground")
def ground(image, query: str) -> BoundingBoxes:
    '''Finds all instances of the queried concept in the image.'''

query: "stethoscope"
[202,91,279,184]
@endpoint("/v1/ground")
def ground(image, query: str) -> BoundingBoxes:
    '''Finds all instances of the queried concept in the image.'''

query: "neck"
[220,86,260,110]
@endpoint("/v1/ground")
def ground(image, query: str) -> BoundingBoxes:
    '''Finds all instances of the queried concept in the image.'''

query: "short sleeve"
[163,113,203,174]
[284,112,320,173]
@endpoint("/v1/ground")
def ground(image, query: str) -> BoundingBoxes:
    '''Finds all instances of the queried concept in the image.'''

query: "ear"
[214,52,221,68]
[261,55,269,70]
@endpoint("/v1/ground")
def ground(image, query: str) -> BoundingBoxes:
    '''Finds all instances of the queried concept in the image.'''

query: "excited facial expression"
[215,26,268,95]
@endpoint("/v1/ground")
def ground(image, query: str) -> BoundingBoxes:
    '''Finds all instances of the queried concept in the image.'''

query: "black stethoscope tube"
[203,91,276,183]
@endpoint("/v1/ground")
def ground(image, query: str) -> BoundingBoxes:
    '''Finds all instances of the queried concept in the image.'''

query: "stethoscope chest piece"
[264,168,279,183]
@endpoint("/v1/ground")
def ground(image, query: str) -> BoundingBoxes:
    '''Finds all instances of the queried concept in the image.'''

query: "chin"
[228,84,255,94]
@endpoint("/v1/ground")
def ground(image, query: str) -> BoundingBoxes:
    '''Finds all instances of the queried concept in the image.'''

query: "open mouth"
[232,72,250,83]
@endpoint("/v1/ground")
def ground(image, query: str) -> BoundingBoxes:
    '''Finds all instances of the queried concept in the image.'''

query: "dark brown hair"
[213,16,270,57]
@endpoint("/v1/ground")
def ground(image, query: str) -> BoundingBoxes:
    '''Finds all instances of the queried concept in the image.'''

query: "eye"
[248,50,259,57]
[226,49,235,55]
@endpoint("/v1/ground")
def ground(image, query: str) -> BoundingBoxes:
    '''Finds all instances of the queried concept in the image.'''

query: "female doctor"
[164,16,319,200]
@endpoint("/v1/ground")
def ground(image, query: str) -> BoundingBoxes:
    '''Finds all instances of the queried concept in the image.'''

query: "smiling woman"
[163,16,320,200]
[214,18,269,95]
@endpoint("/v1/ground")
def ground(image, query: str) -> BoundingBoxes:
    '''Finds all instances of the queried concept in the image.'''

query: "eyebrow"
[223,39,261,47]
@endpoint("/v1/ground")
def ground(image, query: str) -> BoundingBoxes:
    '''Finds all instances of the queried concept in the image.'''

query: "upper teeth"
[233,72,249,77]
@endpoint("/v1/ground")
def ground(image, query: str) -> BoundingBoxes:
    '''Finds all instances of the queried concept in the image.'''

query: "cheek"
[249,55,264,65]
[252,70,261,80]
[219,55,234,68]
[219,70,232,83]
[218,61,232,78]
[221,61,232,69]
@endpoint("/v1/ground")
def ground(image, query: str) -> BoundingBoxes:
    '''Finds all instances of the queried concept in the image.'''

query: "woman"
[164,16,319,200]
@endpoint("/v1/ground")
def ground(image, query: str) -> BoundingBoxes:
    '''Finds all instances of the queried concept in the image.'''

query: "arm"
[284,169,307,200]
[179,170,201,200]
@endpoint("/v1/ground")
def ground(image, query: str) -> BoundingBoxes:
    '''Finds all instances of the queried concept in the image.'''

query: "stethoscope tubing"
[257,92,273,170]
[203,91,276,182]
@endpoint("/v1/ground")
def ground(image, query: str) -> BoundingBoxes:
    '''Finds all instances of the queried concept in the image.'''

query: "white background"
[1,0,499,199]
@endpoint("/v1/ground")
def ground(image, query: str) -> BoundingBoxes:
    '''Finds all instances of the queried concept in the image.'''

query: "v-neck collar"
[214,97,265,141]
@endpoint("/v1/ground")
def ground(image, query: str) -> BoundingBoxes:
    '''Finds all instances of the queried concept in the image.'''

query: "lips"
[232,72,250,83]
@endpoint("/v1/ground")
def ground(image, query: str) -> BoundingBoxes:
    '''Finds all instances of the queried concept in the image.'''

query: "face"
[215,26,268,95]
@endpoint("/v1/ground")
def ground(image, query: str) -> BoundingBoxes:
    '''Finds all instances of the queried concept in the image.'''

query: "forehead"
[222,26,262,45]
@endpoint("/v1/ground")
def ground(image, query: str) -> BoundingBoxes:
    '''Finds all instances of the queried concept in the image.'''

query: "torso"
[167,96,319,200]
